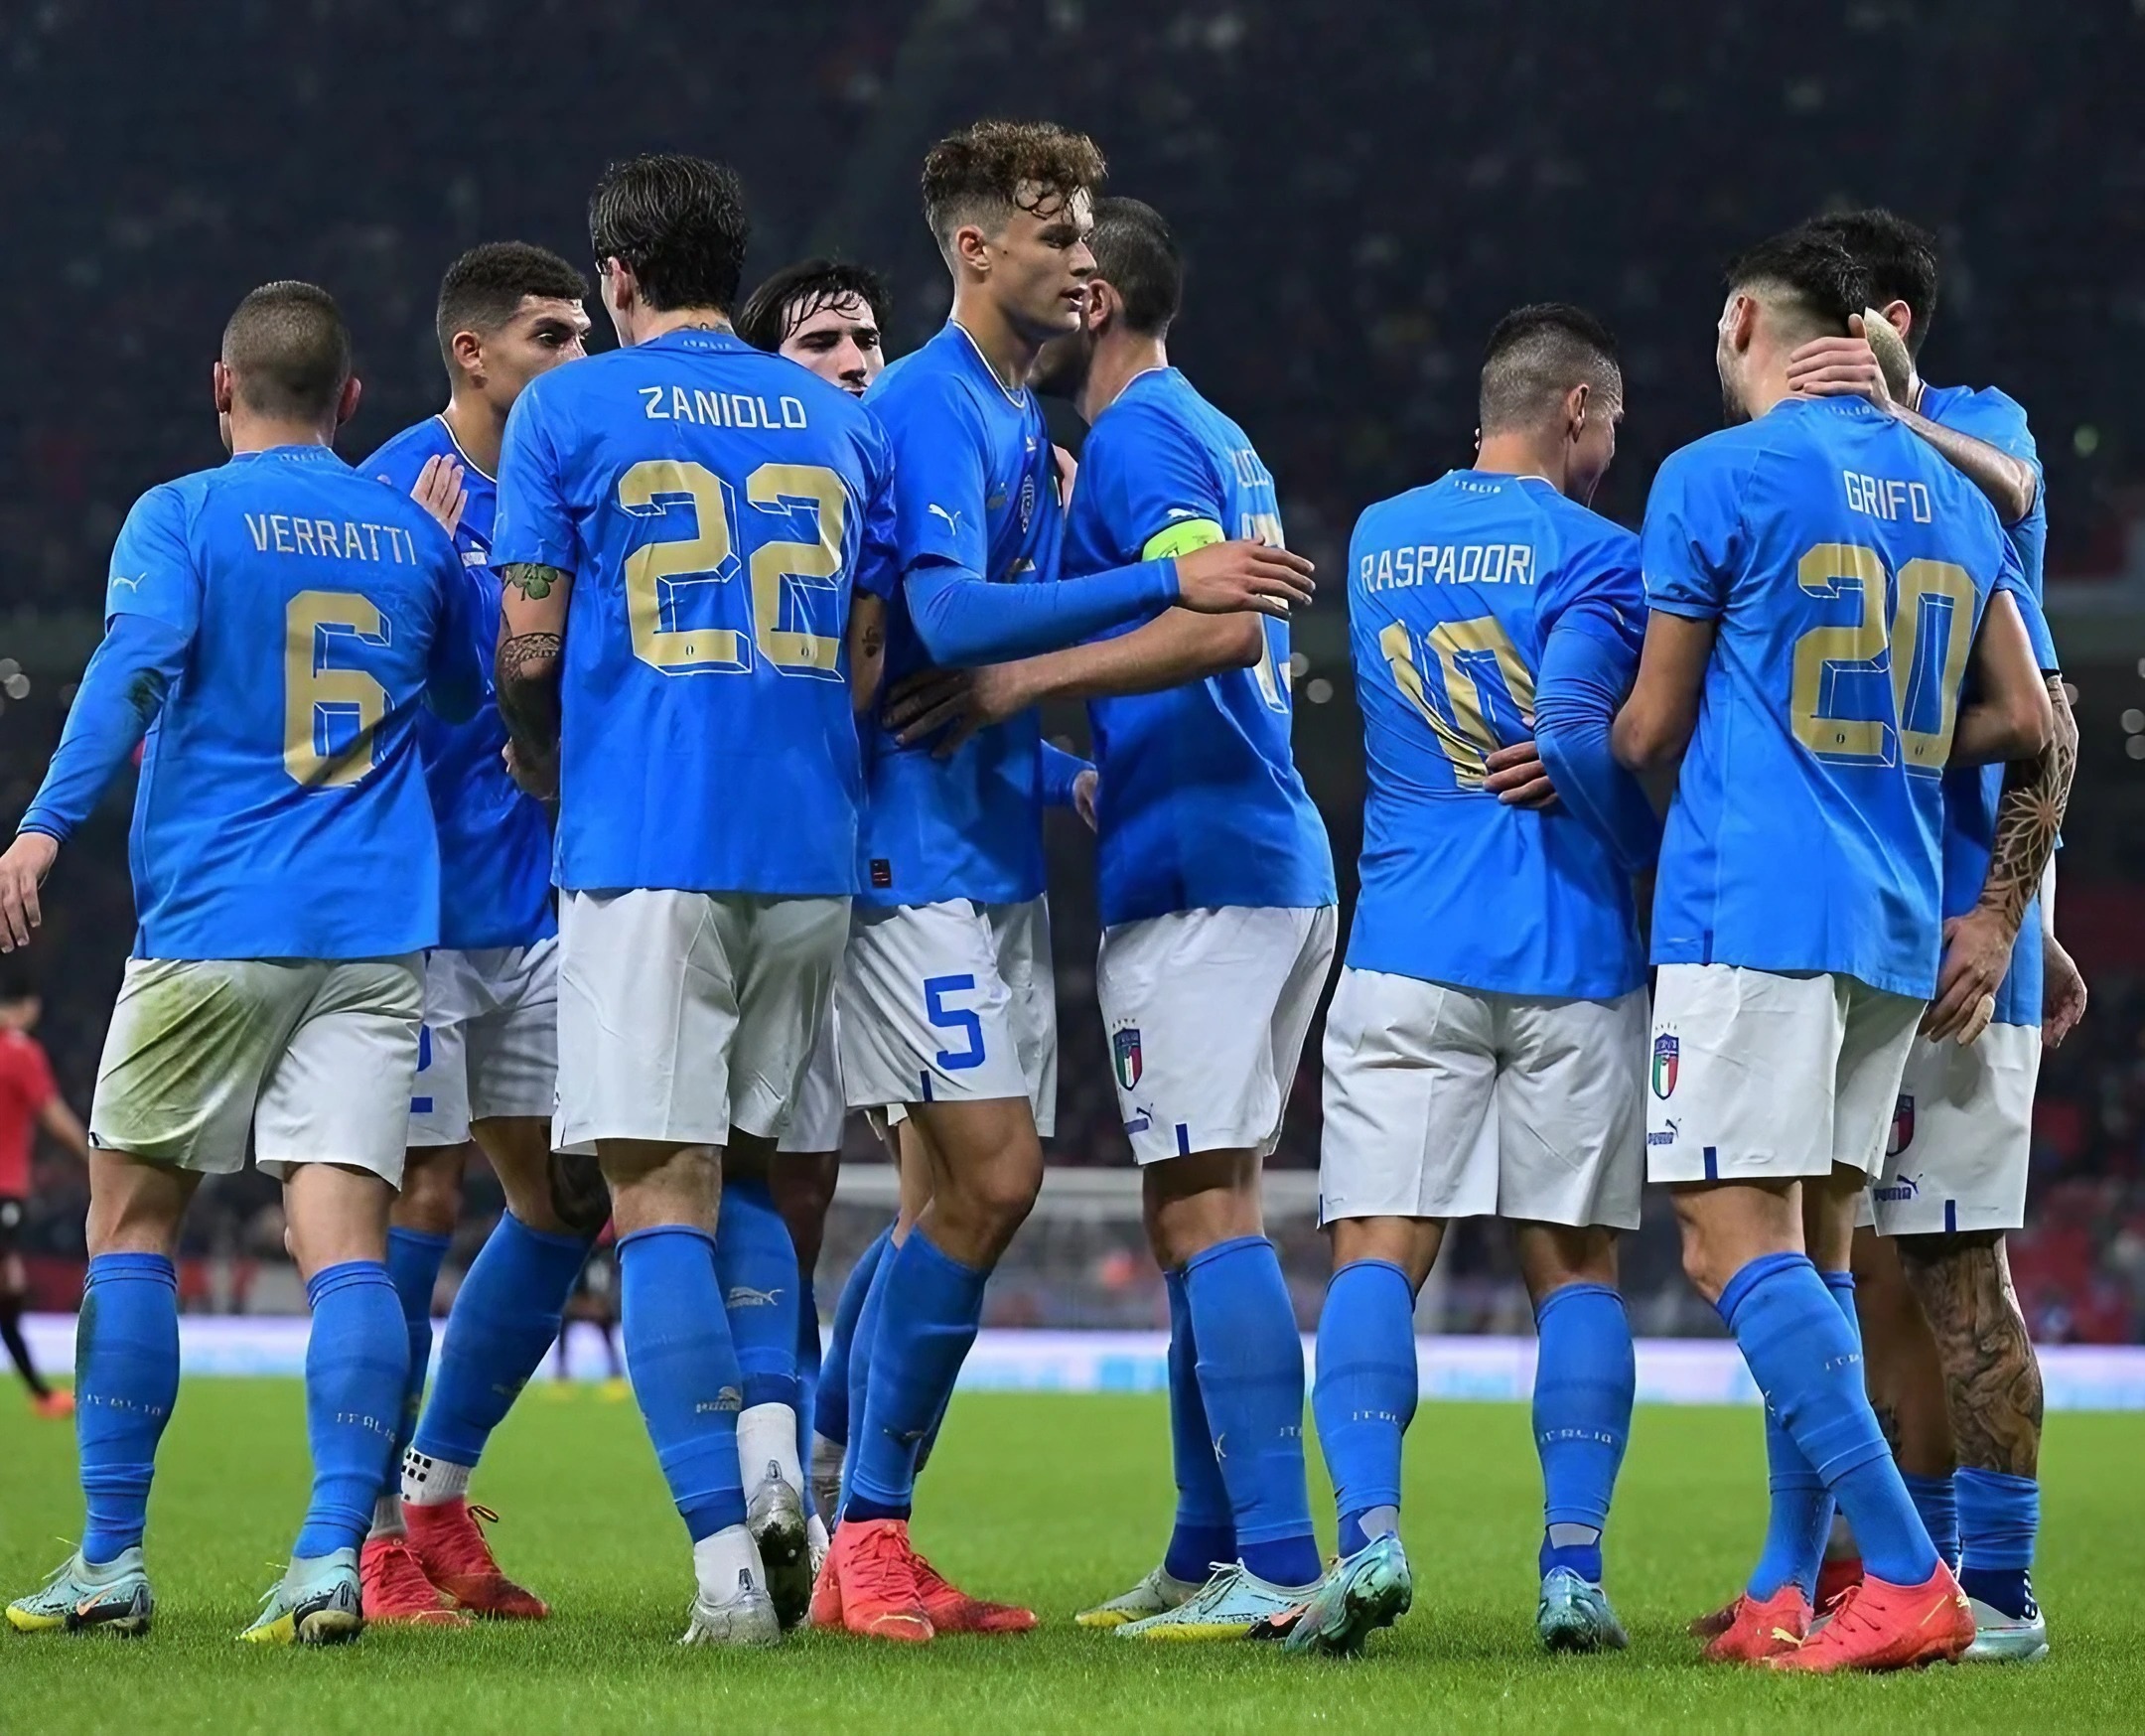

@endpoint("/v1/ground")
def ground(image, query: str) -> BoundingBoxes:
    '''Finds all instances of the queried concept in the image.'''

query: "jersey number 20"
[621,459,848,679]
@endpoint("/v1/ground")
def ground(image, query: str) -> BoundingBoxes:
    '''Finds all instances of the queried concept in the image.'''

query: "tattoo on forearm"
[1899,1235,2043,1477]
[1870,1395,1904,1458]
[1976,676,2076,932]
[546,1150,613,1239]
[501,562,567,602]
[496,632,564,758]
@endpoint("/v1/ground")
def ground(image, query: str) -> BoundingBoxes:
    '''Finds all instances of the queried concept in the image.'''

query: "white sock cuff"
[401,1448,474,1507]
[736,1401,804,1494]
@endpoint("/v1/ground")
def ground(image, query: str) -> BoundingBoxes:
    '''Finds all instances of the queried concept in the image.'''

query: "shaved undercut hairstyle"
[588,153,751,314]
[1479,303,1622,435]
[920,119,1106,250]
[435,241,588,368]
[220,280,352,420]
[1724,227,1871,346]
[1801,208,1941,356]
[736,258,891,353]
[1088,198,1182,337]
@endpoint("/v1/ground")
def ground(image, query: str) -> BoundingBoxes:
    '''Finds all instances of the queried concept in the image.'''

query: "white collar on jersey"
[950,320,1031,410]
[435,413,498,485]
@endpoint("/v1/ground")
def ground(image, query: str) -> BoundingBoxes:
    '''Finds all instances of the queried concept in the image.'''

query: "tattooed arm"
[497,562,572,802]
[1924,672,2076,1042]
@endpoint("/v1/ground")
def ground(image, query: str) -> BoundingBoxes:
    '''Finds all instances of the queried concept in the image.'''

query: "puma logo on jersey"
[109,574,145,592]
[726,1285,782,1308]
[928,503,963,535]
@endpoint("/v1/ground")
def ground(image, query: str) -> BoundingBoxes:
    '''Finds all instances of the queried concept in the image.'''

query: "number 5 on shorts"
[923,974,986,1071]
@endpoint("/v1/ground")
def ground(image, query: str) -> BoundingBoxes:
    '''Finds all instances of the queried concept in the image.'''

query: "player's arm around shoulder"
[1612,445,1739,772]
[491,377,577,799]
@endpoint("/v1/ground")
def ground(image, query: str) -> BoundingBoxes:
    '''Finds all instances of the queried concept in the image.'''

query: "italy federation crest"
[1889,1094,1915,1158]
[1112,1026,1143,1090]
[1650,1033,1678,1099]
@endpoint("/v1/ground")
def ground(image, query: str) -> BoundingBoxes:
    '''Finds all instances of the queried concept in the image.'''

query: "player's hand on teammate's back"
[1173,539,1315,618]
[883,663,1032,758]
[1785,315,1905,413]
[1924,907,2012,1044]
[411,452,469,539]
[2042,934,2088,1049]
[502,740,559,804]
[1072,767,1098,831]
[1482,740,1558,810]
[0,831,59,951]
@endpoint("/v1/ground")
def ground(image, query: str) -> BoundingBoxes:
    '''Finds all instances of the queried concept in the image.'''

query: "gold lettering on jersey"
[639,383,811,429]
[1359,542,1534,592]
[243,514,417,564]
[1842,471,1934,523]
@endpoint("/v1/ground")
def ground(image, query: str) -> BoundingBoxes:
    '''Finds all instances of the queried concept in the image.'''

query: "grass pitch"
[1,1380,2136,1734]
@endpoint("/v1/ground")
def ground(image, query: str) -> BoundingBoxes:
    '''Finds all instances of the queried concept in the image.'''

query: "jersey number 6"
[283,589,389,789]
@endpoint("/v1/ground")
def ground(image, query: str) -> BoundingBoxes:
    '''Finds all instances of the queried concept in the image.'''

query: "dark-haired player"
[1280,305,1655,1657]
[1775,209,2077,1664]
[358,241,593,1628]
[0,973,90,1416]
[911,197,1338,1640]
[2,281,482,1643]
[492,153,901,1645]
[819,121,1314,1645]
[738,258,889,396]
[1613,229,2056,1672]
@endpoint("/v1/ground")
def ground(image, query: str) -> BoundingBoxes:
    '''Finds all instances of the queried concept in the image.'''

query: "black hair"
[1479,302,1622,434]
[1724,227,1871,342]
[1089,198,1182,337]
[435,241,588,369]
[1802,209,1941,356]
[588,153,751,314]
[735,258,891,353]
[921,119,1105,244]
[219,281,351,421]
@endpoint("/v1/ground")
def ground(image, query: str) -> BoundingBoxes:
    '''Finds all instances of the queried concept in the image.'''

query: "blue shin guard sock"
[1186,1235,1321,1588]
[1956,1468,2039,1618]
[384,1227,451,1462]
[1903,1473,1960,1572]
[795,1270,821,1481]
[845,1230,987,1523]
[1719,1251,1936,1590]
[838,1232,900,1513]
[815,1225,891,1452]
[75,1252,181,1564]
[1162,1265,1234,1582]
[714,1177,801,1415]
[411,1214,590,1469]
[1533,1281,1634,1584]
[618,1226,747,1541]
[294,1262,409,1560]
[1312,1258,1416,1559]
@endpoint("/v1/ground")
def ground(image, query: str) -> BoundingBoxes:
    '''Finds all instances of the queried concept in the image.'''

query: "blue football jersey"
[491,328,898,897]
[1061,368,1335,926]
[1920,383,2056,1027]
[108,446,480,960]
[1642,396,2025,999]
[857,323,1063,908]
[1344,471,1646,1001]
[365,415,555,950]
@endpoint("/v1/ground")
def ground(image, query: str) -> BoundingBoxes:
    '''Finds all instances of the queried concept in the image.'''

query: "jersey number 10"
[1379,616,1535,790]
[1790,542,1976,772]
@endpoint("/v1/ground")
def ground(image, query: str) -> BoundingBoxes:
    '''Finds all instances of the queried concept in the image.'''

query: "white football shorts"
[839,897,1057,1135]
[553,889,849,1155]
[1319,967,1645,1230]
[90,954,423,1185]
[1871,1022,2041,1236]
[1097,904,1337,1165]
[779,995,847,1155]
[1645,963,1923,1185]
[408,939,559,1147]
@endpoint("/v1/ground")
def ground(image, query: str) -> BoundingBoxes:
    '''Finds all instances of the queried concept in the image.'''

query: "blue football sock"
[1957,1468,2039,1619]
[1186,1235,1321,1588]
[837,1230,899,1514]
[845,1230,986,1523]
[1312,1258,1416,1560]
[618,1226,747,1542]
[714,1177,800,1414]
[1903,1472,1959,1572]
[815,1225,890,1450]
[1533,1281,1633,1585]
[795,1270,821,1483]
[1719,1252,1936,1591]
[295,1261,408,1559]
[410,1214,589,1468]
[384,1227,451,1466]
[75,1252,181,1564]
[1162,1265,1233,1582]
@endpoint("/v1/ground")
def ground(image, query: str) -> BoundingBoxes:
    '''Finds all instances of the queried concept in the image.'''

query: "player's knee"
[394,1143,469,1236]
[941,1145,1044,1247]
